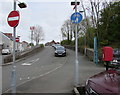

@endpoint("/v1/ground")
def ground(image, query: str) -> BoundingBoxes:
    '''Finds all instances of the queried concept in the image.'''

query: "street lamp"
[18,2,27,8]
[16,0,27,8]
[11,0,27,94]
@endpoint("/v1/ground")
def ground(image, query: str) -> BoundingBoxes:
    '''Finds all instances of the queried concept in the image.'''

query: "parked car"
[111,49,120,66]
[85,67,120,95]
[55,46,66,57]
[53,44,61,49]
[2,49,11,55]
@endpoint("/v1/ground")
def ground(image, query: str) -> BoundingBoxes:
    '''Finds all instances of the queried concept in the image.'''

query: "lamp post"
[11,0,27,94]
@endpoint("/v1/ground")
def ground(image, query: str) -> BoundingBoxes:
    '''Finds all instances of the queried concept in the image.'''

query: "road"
[2,46,105,93]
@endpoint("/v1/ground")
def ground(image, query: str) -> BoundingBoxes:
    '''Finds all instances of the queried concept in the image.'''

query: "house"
[4,33,22,52]
[0,31,13,52]
[3,33,13,40]
[20,41,29,51]
[45,40,56,46]
[3,33,13,52]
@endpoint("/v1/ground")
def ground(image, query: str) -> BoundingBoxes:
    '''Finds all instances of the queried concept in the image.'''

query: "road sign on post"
[71,12,82,24]
[30,26,35,47]
[30,26,35,31]
[70,1,83,86]
[16,37,19,42]
[7,11,20,27]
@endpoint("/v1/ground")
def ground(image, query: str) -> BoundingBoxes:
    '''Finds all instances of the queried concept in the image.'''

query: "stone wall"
[64,45,94,61]
[4,46,44,63]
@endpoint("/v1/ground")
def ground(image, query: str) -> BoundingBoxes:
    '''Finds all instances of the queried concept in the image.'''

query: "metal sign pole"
[32,30,33,46]
[94,37,98,65]
[75,0,79,87]
[11,0,16,94]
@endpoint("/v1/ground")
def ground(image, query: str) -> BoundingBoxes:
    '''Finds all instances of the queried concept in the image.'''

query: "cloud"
[2,0,114,44]
[0,1,74,43]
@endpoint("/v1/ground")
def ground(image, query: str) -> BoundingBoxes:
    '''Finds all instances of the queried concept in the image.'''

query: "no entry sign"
[16,38,20,42]
[7,11,20,27]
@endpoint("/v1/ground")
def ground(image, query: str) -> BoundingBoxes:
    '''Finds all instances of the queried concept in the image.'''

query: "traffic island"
[73,86,85,95]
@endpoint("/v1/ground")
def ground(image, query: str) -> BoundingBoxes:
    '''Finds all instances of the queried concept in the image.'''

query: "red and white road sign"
[30,26,35,31]
[7,11,20,27]
[16,38,20,42]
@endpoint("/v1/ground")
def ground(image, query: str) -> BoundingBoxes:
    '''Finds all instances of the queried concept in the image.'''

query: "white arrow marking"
[21,58,40,66]
[21,63,31,66]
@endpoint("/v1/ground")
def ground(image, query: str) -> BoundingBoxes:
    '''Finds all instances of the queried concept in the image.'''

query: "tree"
[61,20,74,43]
[33,25,44,45]
[98,1,120,47]
[29,43,34,47]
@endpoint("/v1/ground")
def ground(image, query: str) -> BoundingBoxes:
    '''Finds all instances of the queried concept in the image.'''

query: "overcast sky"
[0,0,115,44]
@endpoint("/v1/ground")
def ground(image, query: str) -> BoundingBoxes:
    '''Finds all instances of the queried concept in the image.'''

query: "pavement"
[2,46,105,93]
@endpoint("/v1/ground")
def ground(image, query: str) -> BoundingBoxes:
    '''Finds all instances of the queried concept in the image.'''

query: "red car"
[85,68,120,95]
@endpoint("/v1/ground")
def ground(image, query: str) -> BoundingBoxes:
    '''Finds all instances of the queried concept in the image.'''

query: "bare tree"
[33,25,44,45]
[61,18,88,42]
[61,20,73,41]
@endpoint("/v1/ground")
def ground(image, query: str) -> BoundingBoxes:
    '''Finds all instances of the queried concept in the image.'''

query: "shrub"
[40,44,44,47]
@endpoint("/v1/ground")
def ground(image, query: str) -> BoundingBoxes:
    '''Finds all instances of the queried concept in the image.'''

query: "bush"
[29,43,34,46]
[61,40,72,45]
[40,44,44,47]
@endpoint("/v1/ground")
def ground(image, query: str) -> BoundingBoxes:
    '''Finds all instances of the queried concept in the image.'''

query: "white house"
[20,41,29,51]
[0,31,13,52]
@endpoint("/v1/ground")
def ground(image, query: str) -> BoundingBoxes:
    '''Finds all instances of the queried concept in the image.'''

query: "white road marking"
[4,64,63,93]
[4,57,68,93]
[21,58,39,66]
[27,77,30,79]
[19,77,30,80]
[21,63,31,66]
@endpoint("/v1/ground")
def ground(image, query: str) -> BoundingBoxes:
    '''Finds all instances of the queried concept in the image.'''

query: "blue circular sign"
[70,12,83,24]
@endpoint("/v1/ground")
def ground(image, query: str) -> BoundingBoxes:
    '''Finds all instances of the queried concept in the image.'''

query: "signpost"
[30,26,35,47]
[7,0,26,94]
[70,0,83,87]
[7,10,20,95]
[7,10,20,93]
